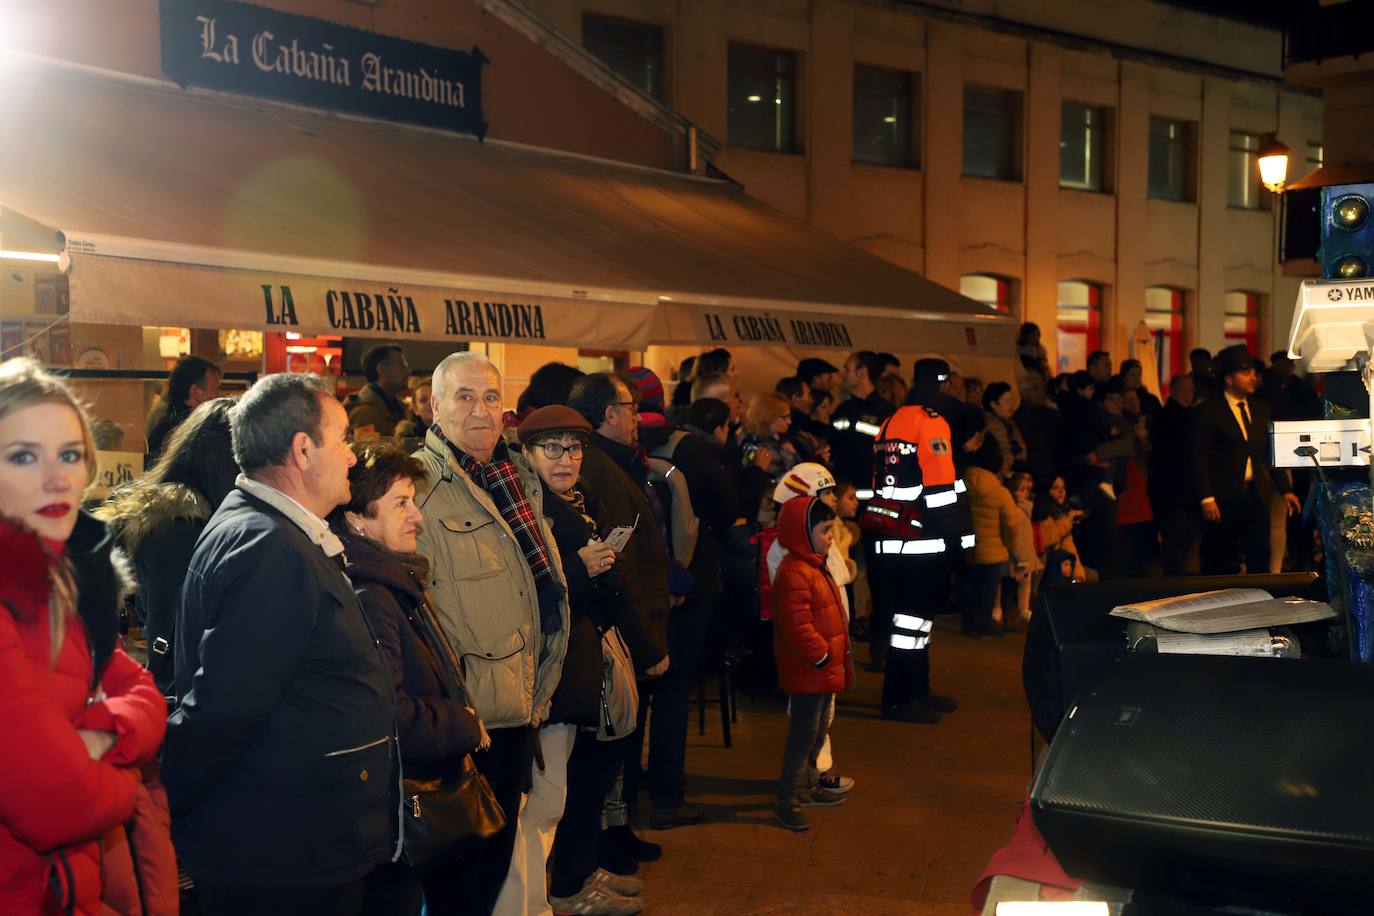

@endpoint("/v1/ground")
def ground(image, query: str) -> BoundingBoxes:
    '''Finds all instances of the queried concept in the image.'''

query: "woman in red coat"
[0,357,167,915]
[771,496,854,833]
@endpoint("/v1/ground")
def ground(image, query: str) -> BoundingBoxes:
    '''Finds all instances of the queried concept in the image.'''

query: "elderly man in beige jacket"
[414,351,570,916]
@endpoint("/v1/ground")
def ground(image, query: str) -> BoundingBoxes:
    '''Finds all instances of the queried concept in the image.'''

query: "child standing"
[773,496,855,831]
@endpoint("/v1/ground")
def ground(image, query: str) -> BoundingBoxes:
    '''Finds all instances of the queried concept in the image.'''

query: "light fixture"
[1257,137,1291,194]
[746,94,761,103]
[883,116,897,124]
[0,249,61,263]
[1332,195,1370,232]
[1333,254,1368,279]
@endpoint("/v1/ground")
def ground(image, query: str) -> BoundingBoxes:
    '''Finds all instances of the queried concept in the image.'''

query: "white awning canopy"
[0,54,1013,354]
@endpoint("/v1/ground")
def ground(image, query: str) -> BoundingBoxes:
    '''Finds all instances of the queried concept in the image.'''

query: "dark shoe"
[817,772,855,795]
[649,801,705,830]
[774,802,810,832]
[604,825,662,862]
[881,703,942,724]
[917,691,959,713]
[797,789,844,808]
[597,841,640,876]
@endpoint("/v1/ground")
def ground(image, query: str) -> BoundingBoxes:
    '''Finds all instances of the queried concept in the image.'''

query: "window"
[1144,287,1186,383]
[1224,291,1261,354]
[582,15,665,99]
[1056,280,1102,372]
[963,86,1022,181]
[853,65,918,168]
[959,274,1015,315]
[1306,141,1324,171]
[1060,102,1109,191]
[728,43,799,154]
[1227,132,1268,210]
[1148,117,1195,202]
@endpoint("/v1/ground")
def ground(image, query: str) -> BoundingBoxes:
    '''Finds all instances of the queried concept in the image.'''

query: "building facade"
[527,0,1324,375]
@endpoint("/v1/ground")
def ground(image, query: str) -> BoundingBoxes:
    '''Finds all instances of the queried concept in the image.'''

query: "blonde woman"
[0,358,167,915]
[740,393,799,524]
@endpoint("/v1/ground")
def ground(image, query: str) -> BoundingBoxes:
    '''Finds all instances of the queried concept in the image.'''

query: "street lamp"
[1258,137,1291,194]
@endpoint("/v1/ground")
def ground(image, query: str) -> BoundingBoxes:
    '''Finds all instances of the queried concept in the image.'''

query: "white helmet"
[773,462,837,504]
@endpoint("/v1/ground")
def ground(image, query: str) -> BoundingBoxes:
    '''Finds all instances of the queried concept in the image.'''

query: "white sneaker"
[549,882,644,915]
[588,867,644,897]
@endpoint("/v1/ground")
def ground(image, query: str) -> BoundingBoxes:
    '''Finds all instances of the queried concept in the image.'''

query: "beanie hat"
[516,405,593,445]
[623,367,665,415]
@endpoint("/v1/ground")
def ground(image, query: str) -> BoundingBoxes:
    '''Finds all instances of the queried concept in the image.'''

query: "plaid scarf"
[437,428,564,631]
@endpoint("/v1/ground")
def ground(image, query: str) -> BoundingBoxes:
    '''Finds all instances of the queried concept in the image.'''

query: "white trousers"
[493,723,577,916]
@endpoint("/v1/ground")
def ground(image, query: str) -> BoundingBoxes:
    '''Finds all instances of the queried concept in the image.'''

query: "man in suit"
[1191,345,1301,574]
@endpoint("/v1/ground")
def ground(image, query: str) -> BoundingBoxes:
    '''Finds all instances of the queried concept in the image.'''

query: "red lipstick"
[36,503,71,518]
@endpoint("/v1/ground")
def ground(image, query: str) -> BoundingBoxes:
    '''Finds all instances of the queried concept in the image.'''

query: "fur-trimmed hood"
[94,481,213,557]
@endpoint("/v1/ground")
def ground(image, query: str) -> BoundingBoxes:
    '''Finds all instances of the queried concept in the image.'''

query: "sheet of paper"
[1153,630,1277,657]
[605,513,639,552]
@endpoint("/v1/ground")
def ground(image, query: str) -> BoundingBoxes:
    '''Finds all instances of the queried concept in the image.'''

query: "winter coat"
[340,532,483,775]
[966,466,1025,566]
[0,513,166,916]
[346,383,407,438]
[164,487,399,889]
[771,499,854,696]
[541,487,632,727]
[1034,504,1088,581]
[94,481,213,695]
[576,435,670,669]
[413,429,570,729]
[146,400,191,461]
[984,412,1028,479]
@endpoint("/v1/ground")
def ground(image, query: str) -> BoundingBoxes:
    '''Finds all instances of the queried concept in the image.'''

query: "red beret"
[516,405,592,444]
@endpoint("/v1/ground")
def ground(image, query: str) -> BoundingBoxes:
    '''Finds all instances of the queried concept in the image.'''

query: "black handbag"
[401,595,506,872]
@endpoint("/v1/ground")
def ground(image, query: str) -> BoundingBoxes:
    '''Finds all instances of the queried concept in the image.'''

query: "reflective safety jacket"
[829,392,895,494]
[860,405,975,555]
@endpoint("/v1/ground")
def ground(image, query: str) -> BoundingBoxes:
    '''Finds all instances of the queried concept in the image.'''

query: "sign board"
[91,451,144,500]
[159,0,488,137]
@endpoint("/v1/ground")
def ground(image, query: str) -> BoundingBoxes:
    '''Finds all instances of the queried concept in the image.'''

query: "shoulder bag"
[402,595,506,872]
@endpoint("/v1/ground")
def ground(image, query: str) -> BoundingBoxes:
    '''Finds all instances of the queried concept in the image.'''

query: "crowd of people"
[0,328,1316,915]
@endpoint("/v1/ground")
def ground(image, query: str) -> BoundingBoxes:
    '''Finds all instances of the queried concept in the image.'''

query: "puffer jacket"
[94,481,213,694]
[0,514,166,916]
[771,498,854,696]
[966,466,1023,566]
[414,429,569,730]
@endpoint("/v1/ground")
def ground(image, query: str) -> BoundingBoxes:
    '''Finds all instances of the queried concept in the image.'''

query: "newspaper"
[1109,588,1336,634]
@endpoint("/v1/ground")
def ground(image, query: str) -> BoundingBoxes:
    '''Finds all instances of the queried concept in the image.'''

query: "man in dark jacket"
[570,372,711,832]
[346,344,410,437]
[164,372,402,914]
[830,351,895,491]
[1191,345,1300,574]
[1012,370,1060,489]
[1149,373,1199,574]
[147,355,221,460]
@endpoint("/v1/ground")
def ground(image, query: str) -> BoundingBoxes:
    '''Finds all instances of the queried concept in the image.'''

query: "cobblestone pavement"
[634,622,1033,915]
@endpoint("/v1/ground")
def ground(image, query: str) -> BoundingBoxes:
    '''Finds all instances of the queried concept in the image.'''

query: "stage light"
[1333,255,1368,279]
[1333,195,1370,231]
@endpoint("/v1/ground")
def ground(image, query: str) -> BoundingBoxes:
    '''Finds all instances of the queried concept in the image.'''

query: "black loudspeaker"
[1024,573,1319,742]
[1031,652,1374,911]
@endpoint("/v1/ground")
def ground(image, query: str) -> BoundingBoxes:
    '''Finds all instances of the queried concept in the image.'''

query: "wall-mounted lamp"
[1258,137,1291,194]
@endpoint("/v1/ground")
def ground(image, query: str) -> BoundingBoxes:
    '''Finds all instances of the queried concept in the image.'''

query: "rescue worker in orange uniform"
[861,370,972,723]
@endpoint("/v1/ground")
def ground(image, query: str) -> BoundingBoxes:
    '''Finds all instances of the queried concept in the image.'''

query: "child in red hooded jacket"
[772,496,855,832]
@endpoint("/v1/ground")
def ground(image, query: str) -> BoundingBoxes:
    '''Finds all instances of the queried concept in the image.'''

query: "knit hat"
[516,405,592,445]
[623,367,665,415]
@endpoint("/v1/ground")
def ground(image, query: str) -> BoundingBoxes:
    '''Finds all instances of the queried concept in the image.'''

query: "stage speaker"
[1024,573,1318,742]
[1319,182,1373,279]
[1031,652,1374,910]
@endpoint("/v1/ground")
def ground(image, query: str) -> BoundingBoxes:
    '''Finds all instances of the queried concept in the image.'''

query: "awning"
[0,54,1013,354]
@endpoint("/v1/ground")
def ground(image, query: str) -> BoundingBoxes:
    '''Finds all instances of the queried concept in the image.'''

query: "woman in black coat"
[328,441,485,915]
[517,406,646,915]
[95,397,238,694]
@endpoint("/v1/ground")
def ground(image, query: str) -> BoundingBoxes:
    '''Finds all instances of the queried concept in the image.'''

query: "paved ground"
[634,622,1034,915]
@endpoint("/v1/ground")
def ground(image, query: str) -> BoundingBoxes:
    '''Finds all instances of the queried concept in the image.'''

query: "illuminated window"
[959,274,1015,314]
[1056,280,1102,372]
[1223,291,1261,354]
[1144,287,1186,382]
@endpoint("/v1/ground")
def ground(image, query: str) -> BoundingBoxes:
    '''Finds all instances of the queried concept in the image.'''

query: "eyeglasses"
[613,401,640,414]
[537,441,585,460]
